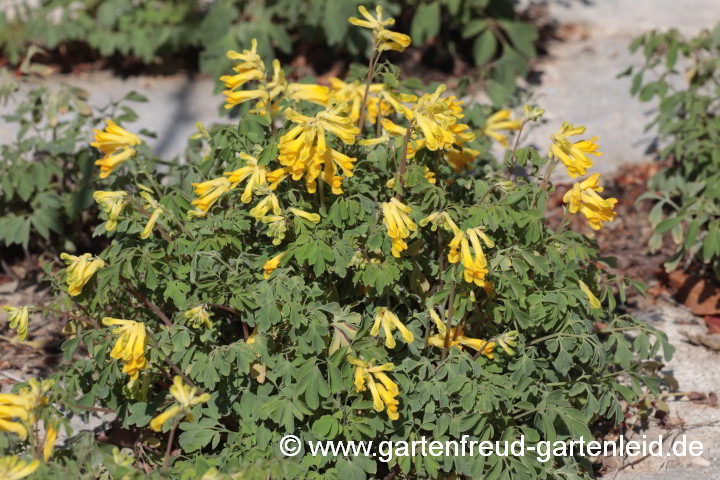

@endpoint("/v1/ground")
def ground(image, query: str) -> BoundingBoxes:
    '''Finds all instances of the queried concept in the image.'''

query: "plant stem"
[317,177,326,211]
[34,306,101,329]
[441,279,456,361]
[125,282,174,327]
[357,41,378,129]
[533,159,558,208]
[506,120,528,180]
[394,125,414,200]
[163,417,180,471]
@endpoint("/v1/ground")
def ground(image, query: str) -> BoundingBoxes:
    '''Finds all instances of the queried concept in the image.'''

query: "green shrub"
[1,8,672,480]
[1,0,535,103]
[625,22,720,278]
[0,64,151,252]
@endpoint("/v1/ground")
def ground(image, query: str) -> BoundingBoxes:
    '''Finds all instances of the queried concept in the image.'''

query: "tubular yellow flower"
[249,192,281,220]
[102,317,148,381]
[562,174,617,230]
[382,198,417,258]
[0,457,40,480]
[278,103,359,194]
[370,307,414,348]
[288,207,321,224]
[460,228,490,287]
[43,425,57,462]
[60,253,105,296]
[149,376,210,431]
[95,147,135,179]
[191,176,231,212]
[348,5,411,53]
[579,280,601,309]
[549,122,603,178]
[348,357,400,421]
[267,167,289,190]
[91,119,141,154]
[224,153,267,203]
[0,393,31,440]
[139,191,164,239]
[427,309,498,358]
[93,191,128,231]
[482,109,523,147]
[2,306,30,341]
[424,166,436,185]
[184,305,213,329]
[264,251,287,279]
[412,85,456,151]
[223,89,269,109]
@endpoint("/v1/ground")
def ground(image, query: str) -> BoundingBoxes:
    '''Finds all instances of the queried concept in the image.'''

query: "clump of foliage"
[1,0,535,102]
[0,57,150,252]
[1,6,673,480]
[624,22,720,278]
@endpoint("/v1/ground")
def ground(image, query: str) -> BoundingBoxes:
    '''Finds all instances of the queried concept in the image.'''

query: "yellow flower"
[139,192,165,239]
[427,309,497,358]
[251,60,329,115]
[288,208,321,224]
[150,376,210,432]
[91,119,141,154]
[482,109,523,147]
[371,307,414,348]
[263,251,287,279]
[549,122,603,178]
[348,6,411,53]
[184,305,213,329]
[460,228,490,287]
[43,425,57,462]
[0,393,31,439]
[445,147,480,172]
[191,176,231,212]
[358,135,390,147]
[102,317,148,381]
[579,280,601,309]
[95,147,136,179]
[0,457,39,480]
[60,253,105,296]
[424,166,436,184]
[278,103,359,194]
[348,357,400,421]
[93,190,128,231]
[221,39,269,109]
[224,153,267,203]
[2,306,30,341]
[329,78,383,123]
[382,198,417,258]
[562,174,617,230]
[249,192,281,220]
[411,85,456,151]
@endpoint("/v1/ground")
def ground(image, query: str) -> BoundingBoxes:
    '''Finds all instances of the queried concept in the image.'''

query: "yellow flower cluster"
[381,198,417,257]
[60,253,105,297]
[348,6,412,53]
[91,119,141,178]
[0,457,39,480]
[371,307,414,349]
[441,216,494,287]
[149,376,210,431]
[0,378,52,440]
[278,103,360,195]
[2,305,30,341]
[349,357,400,421]
[185,305,213,329]
[482,109,524,147]
[427,309,498,357]
[102,317,148,381]
[93,191,128,232]
[220,39,328,112]
[563,173,617,230]
[549,122,603,178]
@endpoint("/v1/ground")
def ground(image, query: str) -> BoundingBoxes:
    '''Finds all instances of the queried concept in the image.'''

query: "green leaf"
[473,29,497,66]
[410,2,442,45]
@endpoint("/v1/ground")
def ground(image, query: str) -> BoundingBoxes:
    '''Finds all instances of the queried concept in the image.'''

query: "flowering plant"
[1,6,673,479]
